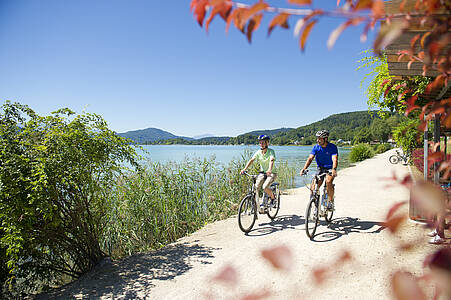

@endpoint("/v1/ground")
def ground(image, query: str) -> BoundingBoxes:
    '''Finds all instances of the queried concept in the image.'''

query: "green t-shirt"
[252,148,276,173]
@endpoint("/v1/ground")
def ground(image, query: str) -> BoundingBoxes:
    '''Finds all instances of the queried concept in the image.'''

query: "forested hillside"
[127,111,402,145]
[271,111,391,145]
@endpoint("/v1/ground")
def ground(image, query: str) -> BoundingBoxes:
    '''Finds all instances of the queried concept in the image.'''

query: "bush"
[0,102,139,296]
[349,143,375,162]
[375,143,392,154]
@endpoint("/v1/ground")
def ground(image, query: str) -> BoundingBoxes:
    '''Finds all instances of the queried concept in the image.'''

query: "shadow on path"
[312,216,385,242]
[247,214,305,236]
[38,242,218,299]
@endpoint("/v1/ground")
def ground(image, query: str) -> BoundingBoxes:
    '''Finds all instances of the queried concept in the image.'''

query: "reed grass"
[101,151,296,258]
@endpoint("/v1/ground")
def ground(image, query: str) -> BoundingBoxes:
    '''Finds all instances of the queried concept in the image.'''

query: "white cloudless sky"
[0,0,377,137]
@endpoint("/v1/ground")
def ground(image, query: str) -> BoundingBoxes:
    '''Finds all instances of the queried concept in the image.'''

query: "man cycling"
[240,134,276,213]
[300,130,338,209]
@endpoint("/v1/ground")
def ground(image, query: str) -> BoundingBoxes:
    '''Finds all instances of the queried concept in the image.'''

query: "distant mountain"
[118,128,192,144]
[193,134,215,139]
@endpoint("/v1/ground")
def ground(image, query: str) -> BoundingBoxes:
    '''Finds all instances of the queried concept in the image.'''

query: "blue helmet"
[258,134,270,141]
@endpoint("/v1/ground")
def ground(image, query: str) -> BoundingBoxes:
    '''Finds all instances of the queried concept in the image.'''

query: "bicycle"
[389,149,409,164]
[301,170,334,239]
[237,172,281,233]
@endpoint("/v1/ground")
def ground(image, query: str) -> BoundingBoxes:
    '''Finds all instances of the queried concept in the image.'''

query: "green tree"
[370,118,391,142]
[0,102,138,295]
[392,119,422,154]
[353,127,372,144]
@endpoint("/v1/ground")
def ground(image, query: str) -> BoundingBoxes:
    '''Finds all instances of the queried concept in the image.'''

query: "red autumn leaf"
[418,121,427,131]
[400,175,413,188]
[399,0,407,12]
[336,250,353,264]
[241,1,269,26]
[386,201,407,220]
[312,266,328,285]
[391,271,427,300]
[260,245,293,271]
[372,0,385,18]
[407,60,414,70]
[426,75,445,94]
[410,33,420,50]
[414,0,421,11]
[397,89,410,102]
[424,247,451,272]
[427,151,444,163]
[337,0,341,6]
[421,32,431,48]
[354,0,372,10]
[268,13,290,36]
[299,20,317,51]
[383,215,406,233]
[328,18,364,49]
[246,14,263,43]
[381,79,392,87]
[192,0,209,27]
[288,0,312,6]
[240,290,272,300]
[227,7,247,33]
[206,1,233,32]
[374,21,408,54]
[211,265,239,286]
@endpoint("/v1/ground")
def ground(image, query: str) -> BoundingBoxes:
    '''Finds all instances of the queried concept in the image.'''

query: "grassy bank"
[101,152,297,259]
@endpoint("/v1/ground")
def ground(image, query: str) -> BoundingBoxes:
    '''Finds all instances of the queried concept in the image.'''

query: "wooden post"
[424,120,428,181]
[434,115,440,184]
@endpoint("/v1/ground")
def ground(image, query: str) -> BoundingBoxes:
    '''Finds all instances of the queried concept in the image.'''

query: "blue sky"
[0,0,377,137]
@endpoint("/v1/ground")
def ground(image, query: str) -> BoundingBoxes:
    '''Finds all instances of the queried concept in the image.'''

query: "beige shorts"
[255,173,277,191]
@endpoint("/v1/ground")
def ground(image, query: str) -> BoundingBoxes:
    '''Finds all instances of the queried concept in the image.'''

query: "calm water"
[136,145,351,188]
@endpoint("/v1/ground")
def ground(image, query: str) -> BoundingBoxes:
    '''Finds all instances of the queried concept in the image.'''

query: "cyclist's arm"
[241,157,255,174]
[300,154,315,175]
[331,154,338,177]
[267,157,275,175]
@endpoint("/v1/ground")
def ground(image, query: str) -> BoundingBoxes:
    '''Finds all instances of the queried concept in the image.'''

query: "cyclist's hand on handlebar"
[300,169,308,176]
[240,169,246,175]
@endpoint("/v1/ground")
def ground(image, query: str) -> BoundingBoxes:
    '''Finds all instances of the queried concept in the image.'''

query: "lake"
[136,145,351,188]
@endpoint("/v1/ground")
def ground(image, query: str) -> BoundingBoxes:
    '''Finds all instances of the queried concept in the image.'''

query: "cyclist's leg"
[325,173,335,202]
[263,173,276,200]
[255,173,265,209]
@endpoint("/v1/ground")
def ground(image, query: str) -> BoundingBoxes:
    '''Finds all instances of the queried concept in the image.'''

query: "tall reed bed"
[101,151,296,258]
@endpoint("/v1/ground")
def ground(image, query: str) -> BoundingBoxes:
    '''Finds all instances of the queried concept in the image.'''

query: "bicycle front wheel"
[238,195,257,233]
[389,155,399,164]
[305,196,319,239]
[266,188,280,220]
[324,204,334,223]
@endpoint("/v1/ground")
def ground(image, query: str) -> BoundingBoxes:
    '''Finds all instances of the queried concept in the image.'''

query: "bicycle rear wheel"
[238,195,257,233]
[389,155,399,164]
[266,187,280,220]
[305,196,319,239]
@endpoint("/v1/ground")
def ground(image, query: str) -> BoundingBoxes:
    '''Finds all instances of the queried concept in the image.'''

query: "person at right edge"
[300,130,338,210]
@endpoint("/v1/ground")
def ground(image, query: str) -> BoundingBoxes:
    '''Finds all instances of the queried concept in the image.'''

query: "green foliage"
[353,127,373,144]
[349,144,375,162]
[392,119,422,153]
[375,143,392,154]
[358,50,431,118]
[0,102,139,295]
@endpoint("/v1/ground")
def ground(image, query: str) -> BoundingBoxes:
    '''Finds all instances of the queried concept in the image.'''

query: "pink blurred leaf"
[261,245,293,271]
[211,265,239,286]
[312,266,328,285]
[240,290,272,300]
[374,21,408,54]
[391,271,427,300]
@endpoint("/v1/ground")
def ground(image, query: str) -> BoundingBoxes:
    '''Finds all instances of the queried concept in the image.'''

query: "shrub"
[375,143,391,154]
[0,102,139,295]
[349,143,375,162]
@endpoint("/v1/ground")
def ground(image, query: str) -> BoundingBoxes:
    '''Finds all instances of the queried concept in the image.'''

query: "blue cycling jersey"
[311,143,338,169]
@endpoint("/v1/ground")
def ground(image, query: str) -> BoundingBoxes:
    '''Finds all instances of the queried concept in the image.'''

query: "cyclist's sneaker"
[259,204,266,214]
[269,198,276,208]
[326,200,335,210]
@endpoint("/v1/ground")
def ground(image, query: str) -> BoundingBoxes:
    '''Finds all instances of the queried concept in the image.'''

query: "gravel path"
[38,149,437,299]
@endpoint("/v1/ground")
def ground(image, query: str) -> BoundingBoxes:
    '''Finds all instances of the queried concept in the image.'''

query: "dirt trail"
[39,149,437,299]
